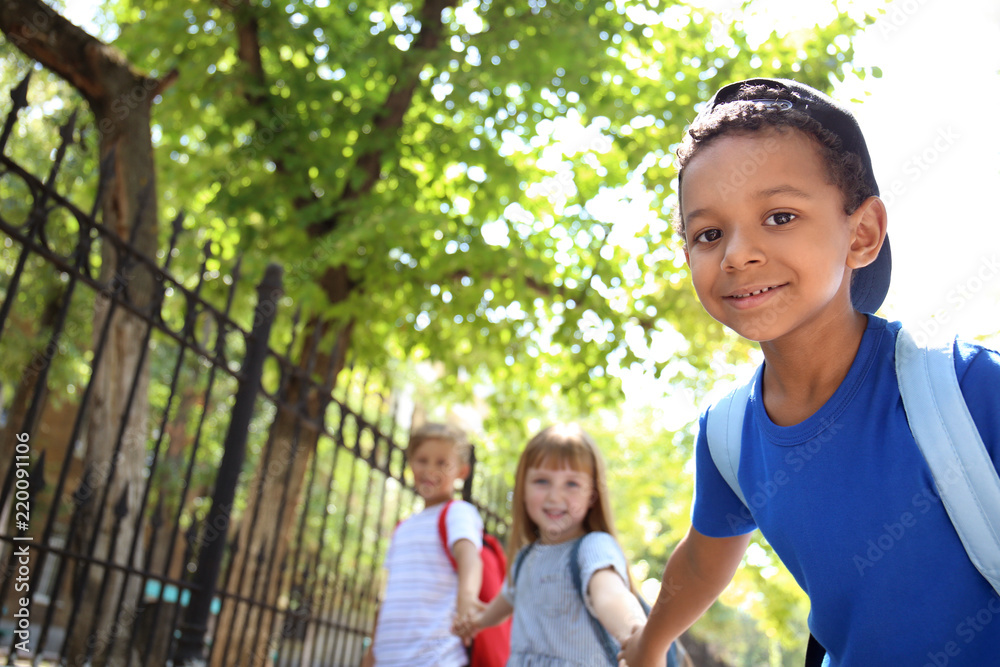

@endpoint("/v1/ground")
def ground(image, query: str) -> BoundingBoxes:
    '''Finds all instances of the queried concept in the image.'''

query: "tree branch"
[445,269,656,330]
[310,0,459,236]
[151,67,180,98]
[0,0,144,106]
[216,0,267,101]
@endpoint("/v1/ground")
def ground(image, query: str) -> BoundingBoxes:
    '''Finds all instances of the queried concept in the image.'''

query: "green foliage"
[1,0,881,659]
[0,57,100,399]
[96,0,872,413]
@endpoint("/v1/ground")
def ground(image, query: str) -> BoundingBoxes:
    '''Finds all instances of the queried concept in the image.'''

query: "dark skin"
[619,128,888,666]
[757,310,868,426]
[680,130,887,426]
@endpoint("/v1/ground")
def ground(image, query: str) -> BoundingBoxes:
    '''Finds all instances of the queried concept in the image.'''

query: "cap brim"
[851,235,891,314]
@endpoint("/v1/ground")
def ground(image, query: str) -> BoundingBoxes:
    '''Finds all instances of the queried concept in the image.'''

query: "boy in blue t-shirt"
[619,79,1000,666]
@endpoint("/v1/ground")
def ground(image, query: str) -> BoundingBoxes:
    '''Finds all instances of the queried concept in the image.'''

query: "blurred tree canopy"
[1,0,879,661]
[89,0,871,416]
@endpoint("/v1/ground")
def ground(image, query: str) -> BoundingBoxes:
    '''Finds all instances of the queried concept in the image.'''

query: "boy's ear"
[452,462,470,492]
[847,195,887,269]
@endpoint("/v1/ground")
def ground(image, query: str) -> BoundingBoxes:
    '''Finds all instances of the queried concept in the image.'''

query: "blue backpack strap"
[569,535,619,666]
[512,540,535,586]
[895,327,1000,595]
[705,369,759,508]
[569,535,682,667]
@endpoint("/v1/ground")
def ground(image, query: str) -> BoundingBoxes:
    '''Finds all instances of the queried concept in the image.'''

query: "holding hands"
[616,623,660,667]
[453,592,514,646]
[452,597,486,647]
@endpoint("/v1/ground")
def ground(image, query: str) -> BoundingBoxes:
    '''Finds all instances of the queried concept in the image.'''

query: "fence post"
[175,263,284,665]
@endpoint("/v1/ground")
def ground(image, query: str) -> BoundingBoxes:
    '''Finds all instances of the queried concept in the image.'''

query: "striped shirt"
[374,499,483,667]
[502,532,629,666]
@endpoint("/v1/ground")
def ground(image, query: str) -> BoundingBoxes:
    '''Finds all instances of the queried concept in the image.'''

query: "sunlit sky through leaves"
[672,0,1000,417]
[636,0,1000,348]
[835,0,1000,347]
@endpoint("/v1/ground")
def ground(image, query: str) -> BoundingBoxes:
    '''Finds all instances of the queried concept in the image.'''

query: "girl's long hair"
[506,423,636,592]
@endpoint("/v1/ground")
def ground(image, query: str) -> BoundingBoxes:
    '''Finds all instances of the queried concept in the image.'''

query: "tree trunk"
[208,1,456,663]
[70,71,159,667]
[211,317,352,667]
[0,2,167,665]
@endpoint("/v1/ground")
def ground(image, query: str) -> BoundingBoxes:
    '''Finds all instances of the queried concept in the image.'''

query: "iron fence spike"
[30,450,47,493]
[114,485,130,519]
[59,109,79,145]
[11,69,32,108]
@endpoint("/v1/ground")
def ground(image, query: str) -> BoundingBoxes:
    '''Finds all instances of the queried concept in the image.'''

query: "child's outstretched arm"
[360,643,374,667]
[619,526,751,667]
[361,605,380,667]
[588,568,646,642]
[452,537,485,622]
[361,579,386,667]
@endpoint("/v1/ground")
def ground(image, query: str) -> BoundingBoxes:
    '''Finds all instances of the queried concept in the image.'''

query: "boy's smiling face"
[681,128,877,343]
[408,437,468,506]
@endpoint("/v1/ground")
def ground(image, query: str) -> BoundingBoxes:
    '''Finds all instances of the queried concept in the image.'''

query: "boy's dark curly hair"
[674,94,875,237]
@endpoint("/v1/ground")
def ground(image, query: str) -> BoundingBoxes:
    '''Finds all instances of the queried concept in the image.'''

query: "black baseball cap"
[696,78,891,314]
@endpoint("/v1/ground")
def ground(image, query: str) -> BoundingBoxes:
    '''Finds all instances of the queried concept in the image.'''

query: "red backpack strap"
[478,534,507,603]
[482,534,507,570]
[437,499,459,570]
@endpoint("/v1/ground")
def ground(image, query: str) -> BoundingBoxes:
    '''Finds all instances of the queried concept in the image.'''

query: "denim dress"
[501,532,629,667]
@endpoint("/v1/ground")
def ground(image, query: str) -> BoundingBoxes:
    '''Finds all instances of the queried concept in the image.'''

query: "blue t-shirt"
[692,317,1000,666]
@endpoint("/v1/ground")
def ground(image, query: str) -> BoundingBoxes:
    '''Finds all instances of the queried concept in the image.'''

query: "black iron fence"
[0,73,509,667]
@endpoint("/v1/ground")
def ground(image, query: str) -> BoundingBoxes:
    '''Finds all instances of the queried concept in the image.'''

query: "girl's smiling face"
[524,462,594,544]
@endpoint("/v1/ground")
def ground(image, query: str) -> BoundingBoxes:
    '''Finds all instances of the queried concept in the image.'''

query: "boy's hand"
[451,604,484,645]
[453,592,485,646]
[617,623,657,667]
[456,592,485,621]
[451,537,485,646]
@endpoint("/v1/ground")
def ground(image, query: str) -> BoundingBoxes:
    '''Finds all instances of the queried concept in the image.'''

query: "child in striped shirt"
[363,423,484,667]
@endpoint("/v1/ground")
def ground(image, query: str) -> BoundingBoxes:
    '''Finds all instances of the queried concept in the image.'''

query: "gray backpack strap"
[895,327,1000,595]
[705,370,757,508]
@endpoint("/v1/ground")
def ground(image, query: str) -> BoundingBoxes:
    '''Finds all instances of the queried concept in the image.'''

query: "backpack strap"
[569,535,619,666]
[707,369,822,663]
[705,369,758,508]
[438,499,459,569]
[895,327,1000,595]
[512,541,535,586]
[568,535,682,667]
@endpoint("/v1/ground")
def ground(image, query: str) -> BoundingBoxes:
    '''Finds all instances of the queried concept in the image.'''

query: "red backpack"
[438,499,512,667]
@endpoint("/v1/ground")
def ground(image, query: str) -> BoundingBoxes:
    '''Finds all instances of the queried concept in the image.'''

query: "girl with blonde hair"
[455,423,682,666]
